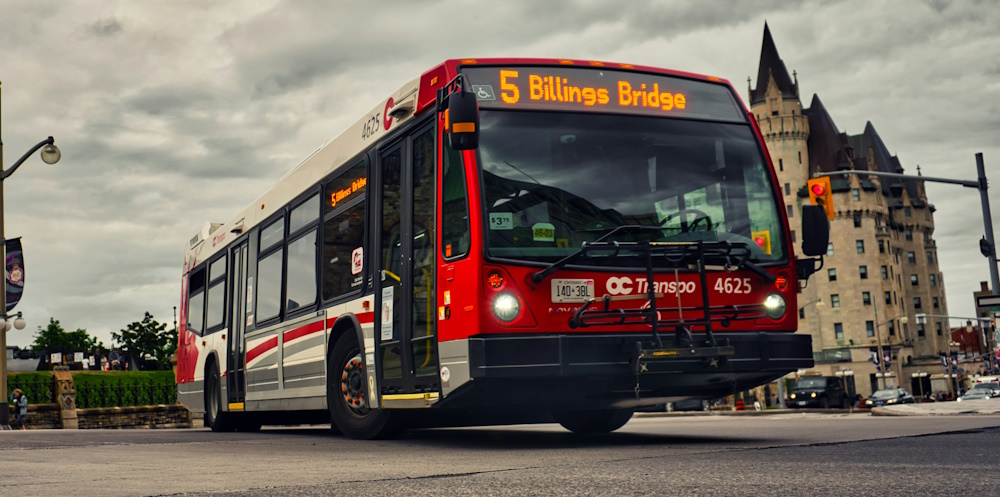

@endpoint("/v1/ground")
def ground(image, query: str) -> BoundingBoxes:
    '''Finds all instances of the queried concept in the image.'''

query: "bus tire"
[205,361,235,432]
[552,408,633,434]
[328,332,398,439]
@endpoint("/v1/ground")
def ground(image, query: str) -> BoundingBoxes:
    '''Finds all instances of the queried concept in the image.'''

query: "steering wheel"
[660,208,713,232]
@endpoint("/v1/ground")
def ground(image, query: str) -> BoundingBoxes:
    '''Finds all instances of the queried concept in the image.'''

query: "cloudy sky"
[1,0,997,348]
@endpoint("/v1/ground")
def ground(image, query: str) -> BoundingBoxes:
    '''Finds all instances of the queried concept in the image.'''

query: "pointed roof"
[804,94,853,174]
[749,23,798,105]
[847,122,920,200]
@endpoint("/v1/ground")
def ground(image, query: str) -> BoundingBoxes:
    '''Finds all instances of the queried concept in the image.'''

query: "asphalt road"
[2,413,999,496]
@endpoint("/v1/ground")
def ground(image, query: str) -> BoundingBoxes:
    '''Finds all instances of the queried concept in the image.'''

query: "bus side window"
[256,216,285,324]
[441,139,470,259]
[323,161,368,301]
[187,267,207,336]
[205,256,227,333]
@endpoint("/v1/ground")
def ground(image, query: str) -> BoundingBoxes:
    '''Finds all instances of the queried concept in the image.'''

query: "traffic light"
[807,177,835,220]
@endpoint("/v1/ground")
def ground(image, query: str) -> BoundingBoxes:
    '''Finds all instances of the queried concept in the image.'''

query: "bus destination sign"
[462,66,744,122]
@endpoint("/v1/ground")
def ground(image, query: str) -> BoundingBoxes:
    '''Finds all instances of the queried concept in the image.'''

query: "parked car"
[957,389,994,402]
[865,388,915,407]
[788,376,849,408]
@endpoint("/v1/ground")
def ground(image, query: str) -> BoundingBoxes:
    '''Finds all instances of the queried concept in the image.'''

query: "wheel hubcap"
[341,353,368,415]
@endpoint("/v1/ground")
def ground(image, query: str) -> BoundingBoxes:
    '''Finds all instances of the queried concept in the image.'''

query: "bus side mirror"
[800,205,829,256]
[447,90,480,150]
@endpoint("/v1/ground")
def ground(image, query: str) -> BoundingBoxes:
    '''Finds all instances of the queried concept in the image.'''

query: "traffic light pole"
[815,153,999,373]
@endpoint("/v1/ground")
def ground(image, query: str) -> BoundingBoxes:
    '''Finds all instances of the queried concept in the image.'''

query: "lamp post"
[0,80,61,428]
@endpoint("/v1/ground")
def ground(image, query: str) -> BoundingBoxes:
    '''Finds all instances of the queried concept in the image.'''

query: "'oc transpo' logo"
[606,276,696,296]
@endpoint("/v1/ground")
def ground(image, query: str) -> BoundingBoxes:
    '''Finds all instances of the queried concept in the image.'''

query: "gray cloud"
[1,0,997,348]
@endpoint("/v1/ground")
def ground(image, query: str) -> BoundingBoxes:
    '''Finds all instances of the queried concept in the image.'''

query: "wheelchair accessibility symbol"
[472,85,495,101]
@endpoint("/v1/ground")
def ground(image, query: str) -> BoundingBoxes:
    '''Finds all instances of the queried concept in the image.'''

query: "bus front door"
[227,240,249,405]
[376,125,440,405]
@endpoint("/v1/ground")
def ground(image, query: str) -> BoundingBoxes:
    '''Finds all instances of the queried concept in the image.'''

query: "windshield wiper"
[529,225,663,284]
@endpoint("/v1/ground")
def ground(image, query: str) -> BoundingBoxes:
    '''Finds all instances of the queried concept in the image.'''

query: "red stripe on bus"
[246,337,278,364]
[357,311,374,324]
[283,320,325,344]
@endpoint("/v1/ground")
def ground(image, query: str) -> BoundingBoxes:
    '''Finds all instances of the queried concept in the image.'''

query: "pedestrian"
[10,388,28,430]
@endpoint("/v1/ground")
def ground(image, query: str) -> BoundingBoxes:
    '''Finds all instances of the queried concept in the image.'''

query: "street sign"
[976,295,1000,307]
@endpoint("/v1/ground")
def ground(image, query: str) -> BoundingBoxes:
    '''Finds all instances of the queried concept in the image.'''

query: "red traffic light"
[810,183,826,196]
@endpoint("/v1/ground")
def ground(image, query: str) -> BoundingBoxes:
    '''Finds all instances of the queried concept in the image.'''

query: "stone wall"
[8,403,191,429]
[77,405,192,429]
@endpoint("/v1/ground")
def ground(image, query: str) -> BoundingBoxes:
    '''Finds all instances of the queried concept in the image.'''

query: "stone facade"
[750,24,951,398]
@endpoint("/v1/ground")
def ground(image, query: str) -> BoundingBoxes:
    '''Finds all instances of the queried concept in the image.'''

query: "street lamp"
[0,80,62,428]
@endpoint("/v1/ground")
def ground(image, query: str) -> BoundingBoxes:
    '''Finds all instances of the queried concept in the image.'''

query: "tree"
[32,318,104,353]
[113,312,177,369]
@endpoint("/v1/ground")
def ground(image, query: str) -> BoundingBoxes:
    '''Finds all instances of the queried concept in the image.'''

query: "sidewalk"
[870,398,1000,416]
[635,400,1000,417]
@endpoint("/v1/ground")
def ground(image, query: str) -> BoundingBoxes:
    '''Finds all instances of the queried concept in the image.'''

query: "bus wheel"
[327,333,398,439]
[552,409,633,434]
[205,362,235,432]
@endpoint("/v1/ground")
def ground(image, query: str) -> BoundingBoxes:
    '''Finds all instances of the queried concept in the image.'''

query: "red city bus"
[178,58,829,438]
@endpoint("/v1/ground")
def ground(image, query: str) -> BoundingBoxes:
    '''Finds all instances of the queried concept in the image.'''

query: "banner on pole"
[6,237,24,312]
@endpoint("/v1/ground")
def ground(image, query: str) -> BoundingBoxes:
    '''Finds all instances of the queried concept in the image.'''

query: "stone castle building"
[749,24,951,397]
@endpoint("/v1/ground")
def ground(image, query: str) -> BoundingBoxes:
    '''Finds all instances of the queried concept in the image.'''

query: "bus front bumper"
[437,331,812,410]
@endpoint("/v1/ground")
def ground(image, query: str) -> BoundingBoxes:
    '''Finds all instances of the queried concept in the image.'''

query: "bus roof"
[183,58,736,272]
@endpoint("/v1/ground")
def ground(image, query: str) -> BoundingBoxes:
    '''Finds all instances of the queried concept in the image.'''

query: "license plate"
[551,279,594,303]
[797,401,806,406]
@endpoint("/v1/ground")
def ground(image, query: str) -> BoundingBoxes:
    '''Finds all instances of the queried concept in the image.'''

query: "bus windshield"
[478,110,787,267]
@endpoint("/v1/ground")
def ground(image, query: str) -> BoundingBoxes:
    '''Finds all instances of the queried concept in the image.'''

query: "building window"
[936,322,943,336]
[930,274,937,286]
[905,229,913,241]
[888,320,896,336]
[884,291,891,305]
[859,266,868,279]
[799,308,805,319]
[856,240,865,253]
[784,183,790,196]
[853,213,862,227]
[878,240,885,253]
[851,189,860,201]
[831,294,841,308]
[914,297,922,309]
[834,323,844,339]
[828,268,837,282]
[933,297,939,309]
[779,159,784,172]
[787,205,794,218]
[926,251,934,264]
[862,292,871,305]
[904,207,911,217]
[790,230,796,243]
[917,322,925,337]
[827,243,834,256]
[911,274,919,286]
[866,321,875,337]
[907,251,916,264]
[881,266,888,279]
[798,151,802,164]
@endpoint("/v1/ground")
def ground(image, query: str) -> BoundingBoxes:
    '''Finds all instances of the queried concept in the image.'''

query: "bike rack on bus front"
[567,240,771,369]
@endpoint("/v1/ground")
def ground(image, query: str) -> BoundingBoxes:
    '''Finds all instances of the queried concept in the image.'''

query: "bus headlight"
[492,293,520,323]
[763,293,786,319]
